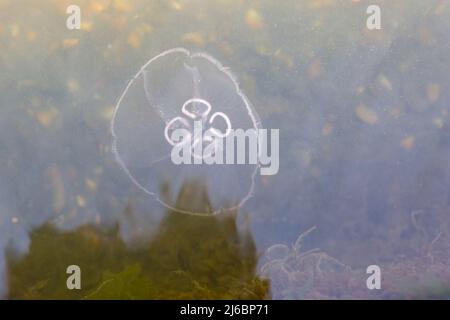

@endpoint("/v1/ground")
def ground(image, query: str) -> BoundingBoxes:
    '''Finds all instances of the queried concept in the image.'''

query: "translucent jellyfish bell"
[112,48,261,215]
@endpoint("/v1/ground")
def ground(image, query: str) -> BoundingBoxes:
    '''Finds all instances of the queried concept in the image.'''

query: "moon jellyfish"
[112,48,261,215]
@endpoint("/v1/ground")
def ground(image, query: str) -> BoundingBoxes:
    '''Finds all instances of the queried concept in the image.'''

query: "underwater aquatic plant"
[6,181,270,300]
[260,226,349,299]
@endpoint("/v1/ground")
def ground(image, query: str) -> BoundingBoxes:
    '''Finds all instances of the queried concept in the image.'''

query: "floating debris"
[85,178,97,193]
[66,79,80,93]
[245,9,263,30]
[426,83,440,102]
[76,195,87,208]
[127,32,140,48]
[62,38,79,48]
[27,31,37,41]
[321,122,334,136]
[113,0,132,13]
[171,1,183,11]
[378,74,393,91]
[10,24,20,37]
[401,136,415,151]
[89,0,109,13]
[308,58,322,79]
[36,109,58,128]
[182,32,205,46]
[432,117,444,129]
[80,21,93,32]
[273,49,294,68]
[100,105,115,121]
[355,104,378,125]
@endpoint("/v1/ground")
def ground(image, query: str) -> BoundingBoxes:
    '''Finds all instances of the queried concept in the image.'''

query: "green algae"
[6,182,269,300]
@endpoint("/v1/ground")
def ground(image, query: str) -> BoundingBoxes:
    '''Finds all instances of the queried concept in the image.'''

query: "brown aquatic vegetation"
[6,181,270,300]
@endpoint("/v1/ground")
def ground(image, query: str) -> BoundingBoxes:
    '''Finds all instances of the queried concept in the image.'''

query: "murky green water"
[0,0,449,299]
